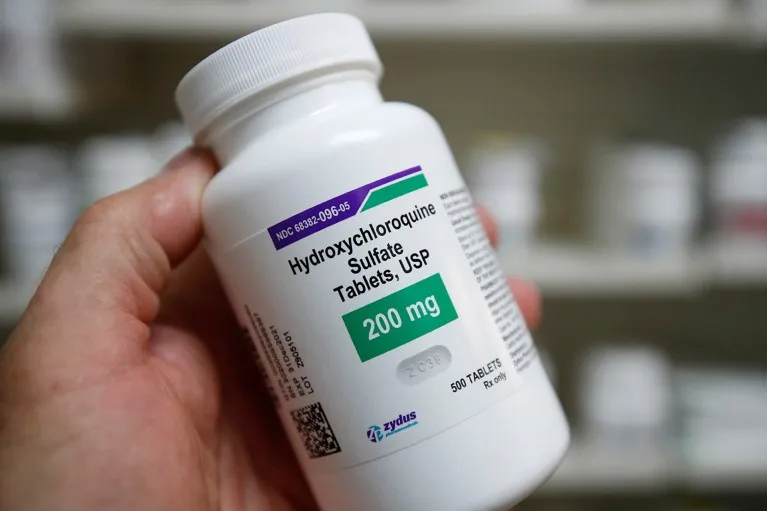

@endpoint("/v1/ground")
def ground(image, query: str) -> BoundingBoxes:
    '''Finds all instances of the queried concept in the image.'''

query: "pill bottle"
[176,14,568,511]
[466,133,546,259]
[589,143,699,258]
[579,344,672,448]
[711,119,767,243]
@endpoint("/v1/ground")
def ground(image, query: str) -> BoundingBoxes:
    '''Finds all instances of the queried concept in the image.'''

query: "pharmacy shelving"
[505,244,708,297]
[743,4,767,45]
[1,242,765,323]
[707,240,767,287]
[540,439,672,494]
[538,438,767,495]
[504,241,767,297]
[0,1,756,120]
[0,85,78,122]
[684,449,767,493]
[56,0,742,43]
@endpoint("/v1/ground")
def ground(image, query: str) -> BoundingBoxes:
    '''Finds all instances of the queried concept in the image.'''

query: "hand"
[0,149,542,511]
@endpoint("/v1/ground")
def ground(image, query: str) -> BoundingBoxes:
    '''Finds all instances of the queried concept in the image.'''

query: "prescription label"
[220,164,535,469]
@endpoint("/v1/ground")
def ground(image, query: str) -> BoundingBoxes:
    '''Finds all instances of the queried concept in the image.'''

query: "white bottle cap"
[175,13,382,139]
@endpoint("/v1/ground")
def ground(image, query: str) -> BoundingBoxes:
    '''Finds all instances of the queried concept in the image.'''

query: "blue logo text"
[367,411,418,443]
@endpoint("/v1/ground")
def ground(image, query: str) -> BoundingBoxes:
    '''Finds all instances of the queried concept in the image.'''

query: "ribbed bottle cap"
[175,13,382,139]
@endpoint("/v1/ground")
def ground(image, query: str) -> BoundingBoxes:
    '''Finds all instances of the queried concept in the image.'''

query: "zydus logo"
[366,411,418,443]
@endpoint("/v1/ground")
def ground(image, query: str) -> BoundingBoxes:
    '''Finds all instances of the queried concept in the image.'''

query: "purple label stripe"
[268,166,423,250]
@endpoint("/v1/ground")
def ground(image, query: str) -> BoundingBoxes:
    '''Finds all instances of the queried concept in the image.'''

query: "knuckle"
[68,194,138,254]
[76,195,128,234]
[70,194,169,295]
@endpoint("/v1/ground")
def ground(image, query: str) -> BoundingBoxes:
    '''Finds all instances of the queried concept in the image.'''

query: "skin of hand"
[0,149,542,511]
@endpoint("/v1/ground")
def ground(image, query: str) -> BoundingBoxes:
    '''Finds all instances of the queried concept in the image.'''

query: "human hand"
[0,149,541,511]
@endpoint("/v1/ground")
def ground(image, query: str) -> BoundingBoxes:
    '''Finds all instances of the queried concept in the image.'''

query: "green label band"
[343,273,458,362]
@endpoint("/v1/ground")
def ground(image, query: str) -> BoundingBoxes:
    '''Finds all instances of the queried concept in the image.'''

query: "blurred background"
[1,0,766,509]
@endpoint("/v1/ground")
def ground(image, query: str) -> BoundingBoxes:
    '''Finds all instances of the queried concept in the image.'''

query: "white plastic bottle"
[711,120,767,244]
[589,143,699,258]
[176,14,568,511]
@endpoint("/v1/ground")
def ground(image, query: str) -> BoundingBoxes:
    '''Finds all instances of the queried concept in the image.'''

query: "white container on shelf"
[674,366,767,482]
[152,122,193,167]
[589,143,700,258]
[745,0,767,36]
[579,344,673,447]
[0,146,74,282]
[466,134,545,258]
[0,0,76,115]
[675,367,767,427]
[711,119,767,244]
[77,135,160,206]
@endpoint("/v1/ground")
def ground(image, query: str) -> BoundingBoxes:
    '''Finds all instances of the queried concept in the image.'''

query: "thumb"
[2,149,216,401]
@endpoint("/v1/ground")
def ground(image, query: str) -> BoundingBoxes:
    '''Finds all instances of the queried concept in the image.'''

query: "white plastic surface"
[175,13,381,140]
[178,15,568,511]
[202,92,569,511]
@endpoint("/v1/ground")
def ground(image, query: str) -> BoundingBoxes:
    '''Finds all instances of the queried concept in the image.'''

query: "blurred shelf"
[0,242,765,323]
[707,239,767,287]
[541,440,671,494]
[505,244,707,297]
[743,5,767,45]
[504,241,767,297]
[538,437,767,495]
[0,280,35,324]
[681,428,767,493]
[0,85,79,122]
[686,456,767,493]
[57,1,742,43]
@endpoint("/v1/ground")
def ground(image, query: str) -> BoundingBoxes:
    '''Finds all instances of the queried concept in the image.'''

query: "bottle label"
[220,164,537,470]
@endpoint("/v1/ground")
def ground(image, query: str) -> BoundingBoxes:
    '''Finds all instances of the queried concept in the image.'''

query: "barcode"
[289,402,342,459]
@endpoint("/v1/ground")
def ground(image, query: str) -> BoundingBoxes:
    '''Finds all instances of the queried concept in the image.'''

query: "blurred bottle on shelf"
[744,0,767,32]
[0,146,74,283]
[0,0,76,116]
[77,135,161,206]
[589,143,700,259]
[675,366,767,479]
[578,343,673,449]
[466,133,546,260]
[152,122,193,167]
[710,119,767,246]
